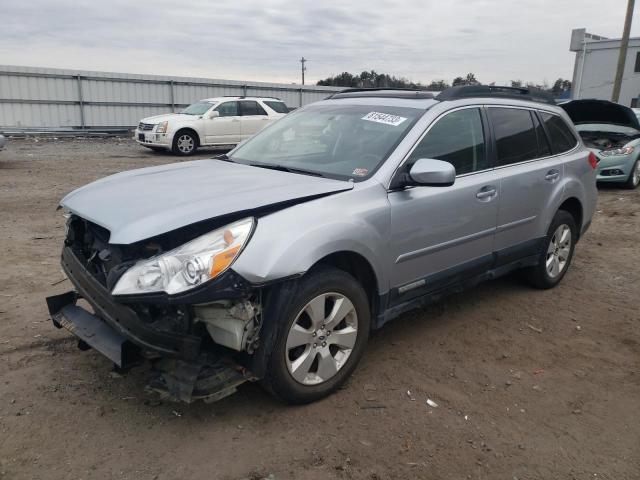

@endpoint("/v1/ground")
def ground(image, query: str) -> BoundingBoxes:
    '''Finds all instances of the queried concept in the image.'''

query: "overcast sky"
[1,0,638,86]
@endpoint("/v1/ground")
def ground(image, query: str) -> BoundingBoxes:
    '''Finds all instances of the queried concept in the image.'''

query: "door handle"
[476,186,497,201]
[545,169,560,182]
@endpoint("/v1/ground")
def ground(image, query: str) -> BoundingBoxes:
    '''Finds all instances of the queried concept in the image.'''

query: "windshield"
[229,103,423,180]
[182,101,216,115]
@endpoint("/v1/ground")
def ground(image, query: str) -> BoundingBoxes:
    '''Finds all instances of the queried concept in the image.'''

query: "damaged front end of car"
[46,214,269,404]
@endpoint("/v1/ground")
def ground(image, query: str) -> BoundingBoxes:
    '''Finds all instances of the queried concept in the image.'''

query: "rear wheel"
[624,159,640,189]
[263,267,370,404]
[524,210,577,289]
[172,131,198,156]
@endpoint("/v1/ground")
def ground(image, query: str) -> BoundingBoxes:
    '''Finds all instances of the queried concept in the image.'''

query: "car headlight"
[112,218,254,296]
[156,121,168,133]
[601,146,634,156]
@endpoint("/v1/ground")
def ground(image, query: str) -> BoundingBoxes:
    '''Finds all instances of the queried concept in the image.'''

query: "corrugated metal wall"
[0,65,341,129]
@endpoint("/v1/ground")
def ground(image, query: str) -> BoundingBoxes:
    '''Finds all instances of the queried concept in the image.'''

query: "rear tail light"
[588,152,598,169]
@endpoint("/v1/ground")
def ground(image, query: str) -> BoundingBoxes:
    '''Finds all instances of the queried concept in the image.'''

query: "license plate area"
[138,133,145,141]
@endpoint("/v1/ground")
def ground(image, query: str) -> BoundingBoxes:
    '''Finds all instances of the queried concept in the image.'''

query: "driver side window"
[407,108,488,175]
[215,101,238,117]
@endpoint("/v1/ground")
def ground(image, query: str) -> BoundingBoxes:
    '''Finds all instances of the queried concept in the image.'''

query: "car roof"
[324,86,559,110]
[199,96,283,102]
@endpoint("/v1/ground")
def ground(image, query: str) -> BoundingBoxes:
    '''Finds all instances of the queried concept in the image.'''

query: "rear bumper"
[55,246,202,359]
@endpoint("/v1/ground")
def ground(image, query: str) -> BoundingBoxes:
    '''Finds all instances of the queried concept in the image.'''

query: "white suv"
[134,97,288,155]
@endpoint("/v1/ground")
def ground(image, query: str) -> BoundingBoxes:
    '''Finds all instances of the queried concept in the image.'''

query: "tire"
[524,210,577,289]
[171,131,198,156]
[263,267,371,404]
[624,159,640,189]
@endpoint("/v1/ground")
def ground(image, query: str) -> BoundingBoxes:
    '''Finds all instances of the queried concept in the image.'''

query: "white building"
[570,28,640,107]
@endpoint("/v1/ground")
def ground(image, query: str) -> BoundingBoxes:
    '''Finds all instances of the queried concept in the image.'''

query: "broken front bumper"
[47,291,140,369]
[52,246,202,359]
[46,247,253,402]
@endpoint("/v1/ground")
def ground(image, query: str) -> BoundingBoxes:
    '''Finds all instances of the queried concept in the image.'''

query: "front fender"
[232,183,391,293]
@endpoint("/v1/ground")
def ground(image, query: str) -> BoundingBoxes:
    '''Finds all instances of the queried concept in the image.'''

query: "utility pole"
[612,0,635,103]
[300,57,307,85]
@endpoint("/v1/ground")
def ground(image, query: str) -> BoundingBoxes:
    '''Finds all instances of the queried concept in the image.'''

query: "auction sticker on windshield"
[361,112,407,126]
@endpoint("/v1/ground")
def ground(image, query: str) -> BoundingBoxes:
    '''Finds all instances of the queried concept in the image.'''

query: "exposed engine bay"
[56,214,266,403]
[578,131,639,151]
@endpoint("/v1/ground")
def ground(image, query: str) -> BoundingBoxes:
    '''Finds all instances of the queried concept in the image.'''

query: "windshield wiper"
[215,153,234,162]
[248,163,325,177]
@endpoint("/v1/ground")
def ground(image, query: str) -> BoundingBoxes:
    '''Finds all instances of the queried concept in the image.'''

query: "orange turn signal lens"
[210,245,241,277]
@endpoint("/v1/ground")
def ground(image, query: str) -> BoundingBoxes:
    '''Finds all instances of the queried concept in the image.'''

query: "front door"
[204,101,241,145]
[388,107,498,303]
[239,100,271,140]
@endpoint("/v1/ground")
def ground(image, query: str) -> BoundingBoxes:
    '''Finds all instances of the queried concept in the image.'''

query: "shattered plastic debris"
[406,390,415,401]
[426,399,438,408]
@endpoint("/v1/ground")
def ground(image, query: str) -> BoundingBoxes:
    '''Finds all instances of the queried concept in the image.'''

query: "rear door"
[388,106,499,302]
[204,101,241,144]
[239,100,271,140]
[488,107,568,263]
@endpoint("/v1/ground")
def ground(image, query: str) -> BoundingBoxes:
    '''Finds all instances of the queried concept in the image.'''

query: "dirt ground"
[0,136,638,480]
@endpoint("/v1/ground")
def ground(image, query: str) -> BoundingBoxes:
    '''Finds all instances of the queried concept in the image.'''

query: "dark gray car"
[46,86,597,404]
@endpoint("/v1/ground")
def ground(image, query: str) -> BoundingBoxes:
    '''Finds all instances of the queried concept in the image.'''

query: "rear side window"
[488,108,538,166]
[539,112,578,154]
[407,108,488,175]
[215,101,238,117]
[240,101,268,116]
[532,112,551,157]
[264,101,289,113]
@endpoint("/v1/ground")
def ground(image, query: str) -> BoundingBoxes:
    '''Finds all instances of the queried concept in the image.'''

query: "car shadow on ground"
[48,272,531,423]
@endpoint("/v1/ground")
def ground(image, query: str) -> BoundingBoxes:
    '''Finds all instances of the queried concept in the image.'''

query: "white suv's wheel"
[172,131,198,156]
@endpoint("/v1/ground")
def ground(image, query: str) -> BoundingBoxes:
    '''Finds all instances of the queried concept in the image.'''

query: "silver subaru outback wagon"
[46,85,597,404]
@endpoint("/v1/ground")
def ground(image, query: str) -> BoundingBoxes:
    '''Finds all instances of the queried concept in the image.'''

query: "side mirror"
[209,111,220,119]
[408,158,456,186]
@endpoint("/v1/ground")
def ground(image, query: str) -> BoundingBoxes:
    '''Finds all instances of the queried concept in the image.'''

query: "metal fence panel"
[0,65,341,129]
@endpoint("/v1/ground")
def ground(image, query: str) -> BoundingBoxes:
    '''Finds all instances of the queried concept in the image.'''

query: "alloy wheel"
[546,224,571,278]
[633,161,640,186]
[285,292,358,386]
[177,134,194,154]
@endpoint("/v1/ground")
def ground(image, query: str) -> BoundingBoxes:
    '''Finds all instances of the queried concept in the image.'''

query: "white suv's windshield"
[229,104,423,180]
[182,101,216,115]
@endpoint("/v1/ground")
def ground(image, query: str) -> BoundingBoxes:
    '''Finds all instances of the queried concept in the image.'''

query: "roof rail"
[435,85,556,105]
[328,87,435,100]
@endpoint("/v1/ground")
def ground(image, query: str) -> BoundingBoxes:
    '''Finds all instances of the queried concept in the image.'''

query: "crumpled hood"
[560,100,640,130]
[60,160,353,244]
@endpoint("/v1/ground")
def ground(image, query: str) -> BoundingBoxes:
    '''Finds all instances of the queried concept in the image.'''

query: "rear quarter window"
[539,112,578,154]
[264,101,289,114]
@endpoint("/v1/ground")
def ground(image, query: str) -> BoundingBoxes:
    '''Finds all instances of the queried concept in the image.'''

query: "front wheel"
[263,267,370,404]
[172,131,198,156]
[624,159,640,189]
[523,210,577,289]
